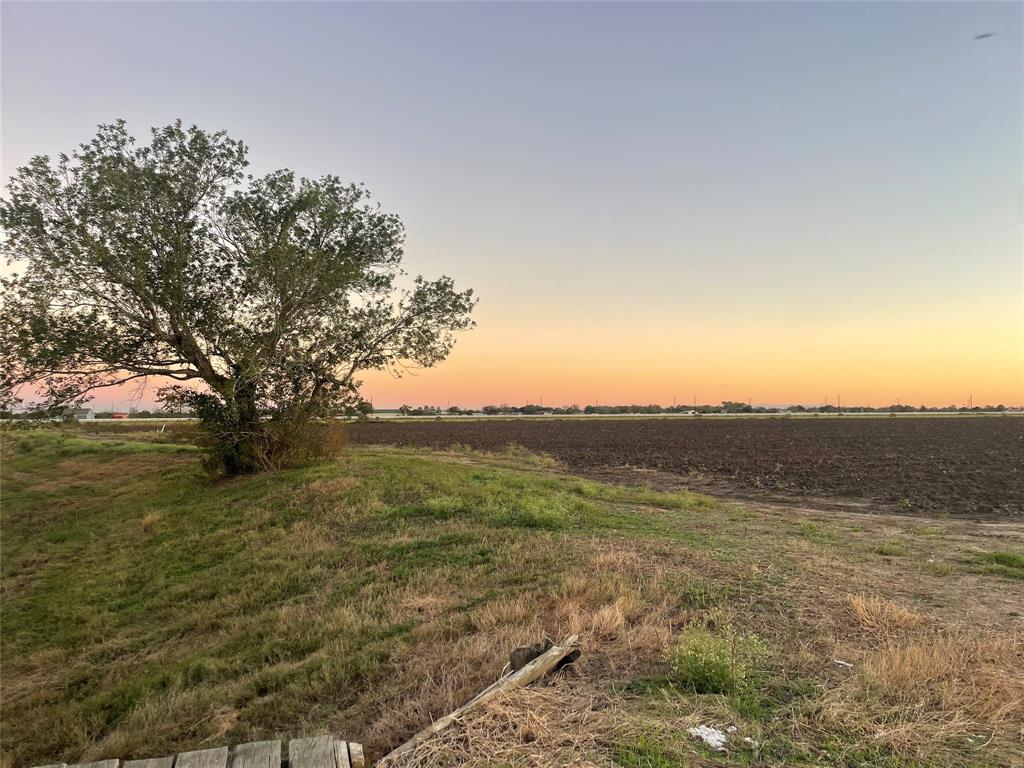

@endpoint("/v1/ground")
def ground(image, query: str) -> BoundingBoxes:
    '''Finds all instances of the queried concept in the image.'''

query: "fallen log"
[379,634,580,764]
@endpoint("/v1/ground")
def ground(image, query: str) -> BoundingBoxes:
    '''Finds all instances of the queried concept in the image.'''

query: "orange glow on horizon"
[357,299,1022,409]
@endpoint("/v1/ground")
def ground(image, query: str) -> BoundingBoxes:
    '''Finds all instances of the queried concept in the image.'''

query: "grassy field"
[1,429,1022,767]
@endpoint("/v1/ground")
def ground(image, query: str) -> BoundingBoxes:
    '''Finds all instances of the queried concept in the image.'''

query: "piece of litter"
[833,658,854,668]
[687,725,728,751]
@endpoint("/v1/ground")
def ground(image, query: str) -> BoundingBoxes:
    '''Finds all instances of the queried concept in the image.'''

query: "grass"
[612,733,682,767]
[847,594,925,633]
[667,626,767,694]
[971,550,1024,580]
[2,430,1022,768]
[875,540,907,556]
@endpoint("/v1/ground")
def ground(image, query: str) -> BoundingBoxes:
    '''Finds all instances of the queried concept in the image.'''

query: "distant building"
[52,407,95,422]
[111,412,129,419]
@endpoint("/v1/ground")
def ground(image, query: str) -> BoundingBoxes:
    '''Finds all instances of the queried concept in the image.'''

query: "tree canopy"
[1,120,476,471]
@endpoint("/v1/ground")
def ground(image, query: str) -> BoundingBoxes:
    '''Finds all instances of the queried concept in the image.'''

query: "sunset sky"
[2,1,1021,409]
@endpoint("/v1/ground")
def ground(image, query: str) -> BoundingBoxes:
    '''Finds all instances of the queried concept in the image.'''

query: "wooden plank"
[346,743,365,768]
[230,741,281,768]
[124,758,174,768]
[332,740,351,768]
[33,763,68,768]
[288,736,336,768]
[71,762,120,768]
[176,747,229,768]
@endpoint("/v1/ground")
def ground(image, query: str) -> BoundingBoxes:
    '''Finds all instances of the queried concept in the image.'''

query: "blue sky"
[3,2,1021,407]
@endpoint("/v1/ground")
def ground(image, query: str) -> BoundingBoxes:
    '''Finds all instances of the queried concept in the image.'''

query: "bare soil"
[349,416,1024,518]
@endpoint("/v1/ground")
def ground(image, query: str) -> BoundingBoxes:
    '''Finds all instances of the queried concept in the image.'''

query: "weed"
[875,541,907,556]
[798,521,837,543]
[667,626,767,695]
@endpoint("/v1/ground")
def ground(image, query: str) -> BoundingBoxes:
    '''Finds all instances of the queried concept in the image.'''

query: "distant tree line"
[388,401,1014,416]
[2,400,1013,421]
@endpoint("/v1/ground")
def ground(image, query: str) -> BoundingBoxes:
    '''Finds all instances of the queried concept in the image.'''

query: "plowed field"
[349,416,1023,518]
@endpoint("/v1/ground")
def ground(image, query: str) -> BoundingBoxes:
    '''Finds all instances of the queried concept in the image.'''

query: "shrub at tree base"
[196,419,348,474]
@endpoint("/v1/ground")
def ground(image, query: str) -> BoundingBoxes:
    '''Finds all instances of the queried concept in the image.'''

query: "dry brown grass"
[381,681,614,768]
[360,538,693,761]
[140,511,162,532]
[847,593,926,634]
[818,629,1024,759]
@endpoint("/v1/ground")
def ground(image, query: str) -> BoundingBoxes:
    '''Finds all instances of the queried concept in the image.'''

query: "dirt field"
[350,416,1024,518]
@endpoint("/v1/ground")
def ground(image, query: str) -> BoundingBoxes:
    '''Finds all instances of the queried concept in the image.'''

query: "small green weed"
[667,626,767,695]
[798,520,837,543]
[875,541,906,556]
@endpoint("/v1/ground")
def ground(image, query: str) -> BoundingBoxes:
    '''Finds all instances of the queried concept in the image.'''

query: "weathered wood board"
[32,736,362,768]
[229,742,280,768]
[124,758,174,768]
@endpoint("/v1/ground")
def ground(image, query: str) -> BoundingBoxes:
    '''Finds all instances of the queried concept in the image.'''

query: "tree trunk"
[202,381,270,475]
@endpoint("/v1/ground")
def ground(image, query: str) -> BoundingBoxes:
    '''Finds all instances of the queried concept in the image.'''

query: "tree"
[1,120,476,473]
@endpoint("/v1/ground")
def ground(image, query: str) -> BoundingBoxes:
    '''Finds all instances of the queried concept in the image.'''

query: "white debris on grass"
[687,725,728,751]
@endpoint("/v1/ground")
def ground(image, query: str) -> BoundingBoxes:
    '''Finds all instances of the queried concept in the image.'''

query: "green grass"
[0,431,719,765]
[875,541,907,557]
[797,520,838,544]
[2,430,1020,768]
[612,733,684,768]
[971,550,1024,580]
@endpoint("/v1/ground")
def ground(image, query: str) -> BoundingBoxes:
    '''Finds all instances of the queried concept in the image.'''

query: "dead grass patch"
[382,681,612,768]
[819,629,1024,758]
[469,596,539,632]
[140,511,162,532]
[847,593,926,634]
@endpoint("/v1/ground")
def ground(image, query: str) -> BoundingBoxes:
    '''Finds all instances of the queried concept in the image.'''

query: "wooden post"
[379,635,580,764]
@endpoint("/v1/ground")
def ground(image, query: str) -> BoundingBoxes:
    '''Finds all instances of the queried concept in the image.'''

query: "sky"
[2,1,1022,409]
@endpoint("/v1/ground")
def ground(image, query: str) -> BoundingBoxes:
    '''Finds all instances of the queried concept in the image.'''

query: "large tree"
[0,121,476,472]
